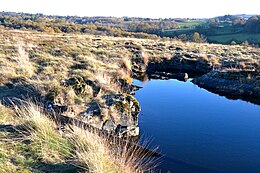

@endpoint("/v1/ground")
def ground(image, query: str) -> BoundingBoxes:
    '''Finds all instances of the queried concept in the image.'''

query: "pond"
[134,79,260,173]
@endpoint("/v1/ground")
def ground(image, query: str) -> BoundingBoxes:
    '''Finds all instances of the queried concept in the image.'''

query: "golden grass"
[198,54,209,62]
[92,70,120,94]
[0,102,151,173]
[69,125,153,173]
[0,103,14,124]
[122,57,132,73]
[141,51,149,66]
[14,102,71,163]
[15,41,35,77]
[70,126,132,173]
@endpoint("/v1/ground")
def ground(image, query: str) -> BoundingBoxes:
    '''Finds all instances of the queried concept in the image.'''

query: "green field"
[161,20,260,45]
[177,20,207,28]
[208,33,260,44]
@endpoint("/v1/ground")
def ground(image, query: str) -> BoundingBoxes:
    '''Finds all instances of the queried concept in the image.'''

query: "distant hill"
[1,11,260,45]
[214,14,257,21]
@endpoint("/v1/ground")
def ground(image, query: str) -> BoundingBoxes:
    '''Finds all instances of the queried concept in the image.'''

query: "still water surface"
[134,79,260,173]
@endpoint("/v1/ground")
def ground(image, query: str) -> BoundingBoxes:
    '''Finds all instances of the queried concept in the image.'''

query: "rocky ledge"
[192,70,260,105]
[45,76,142,137]
[146,54,212,74]
[79,94,140,137]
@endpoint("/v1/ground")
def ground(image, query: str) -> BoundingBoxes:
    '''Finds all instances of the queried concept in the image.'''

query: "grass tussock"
[15,103,72,163]
[0,102,153,172]
[92,70,121,94]
[122,57,132,73]
[15,41,35,78]
[141,51,149,66]
[70,126,147,173]
[198,54,209,63]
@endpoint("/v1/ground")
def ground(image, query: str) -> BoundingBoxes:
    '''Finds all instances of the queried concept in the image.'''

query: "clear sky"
[0,0,259,19]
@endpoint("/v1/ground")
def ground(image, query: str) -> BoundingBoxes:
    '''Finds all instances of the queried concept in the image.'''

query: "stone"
[102,118,116,131]
[79,94,141,137]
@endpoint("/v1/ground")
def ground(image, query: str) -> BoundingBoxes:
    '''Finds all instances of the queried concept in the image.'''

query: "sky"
[0,0,259,19]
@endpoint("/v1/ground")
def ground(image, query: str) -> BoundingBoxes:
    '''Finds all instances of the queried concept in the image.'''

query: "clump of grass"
[239,62,246,69]
[92,71,120,93]
[117,69,133,84]
[198,54,209,63]
[15,41,35,77]
[7,102,153,172]
[15,102,71,163]
[209,56,221,68]
[122,57,132,73]
[141,51,149,66]
[69,126,151,173]
[0,103,15,124]
[71,126,126,173]
[94,71,113,86]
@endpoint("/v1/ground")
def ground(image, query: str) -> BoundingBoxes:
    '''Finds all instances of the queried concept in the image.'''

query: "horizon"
[0,0,259,19]
[0,10,258,20]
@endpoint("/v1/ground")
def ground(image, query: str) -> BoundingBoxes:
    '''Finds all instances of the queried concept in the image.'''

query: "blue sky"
[0,0,259,18]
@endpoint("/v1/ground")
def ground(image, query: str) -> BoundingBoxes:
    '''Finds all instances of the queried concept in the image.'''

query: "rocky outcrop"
[147,54,212,74]
[79,94,140,137]
[192,70,260,105]
[45,76,142,137]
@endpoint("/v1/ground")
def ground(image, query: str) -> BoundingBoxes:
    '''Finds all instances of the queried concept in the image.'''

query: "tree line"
[1,12,260,44]
[0,12,180,39]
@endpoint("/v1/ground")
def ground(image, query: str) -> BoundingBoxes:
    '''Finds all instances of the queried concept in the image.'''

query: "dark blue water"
[134,79,260,173]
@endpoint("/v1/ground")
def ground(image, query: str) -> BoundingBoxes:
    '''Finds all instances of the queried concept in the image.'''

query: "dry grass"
[0,103,15,124]
[15,41,35,77]
[92,70,120,94]
[14,102,71,163]
[122,57,132,73]
[141,51,149,66]
[70,126,144,173]
[1,29,259,172]
[117,69,133,84]
[198,54,209,62]
[0,102,152,172]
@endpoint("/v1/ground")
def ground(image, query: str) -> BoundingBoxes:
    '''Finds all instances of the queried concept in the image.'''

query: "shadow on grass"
[0,81,42,105]
[37,163,84,173]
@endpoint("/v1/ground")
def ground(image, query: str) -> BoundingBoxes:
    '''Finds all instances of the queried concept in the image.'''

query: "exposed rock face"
[147,55,212,74]
[192,70,260,105]
[79,94,141,137]
[45,76,141,137]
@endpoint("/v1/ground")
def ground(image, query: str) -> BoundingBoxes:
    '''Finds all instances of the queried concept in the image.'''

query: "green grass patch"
[177,20,206,28]
[208,33,260,44]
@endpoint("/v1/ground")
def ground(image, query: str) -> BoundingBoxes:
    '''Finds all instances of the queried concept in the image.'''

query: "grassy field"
[208,33,260,44]
[162,20,207,36]
[161,20,260,45]
[177,20,207,28]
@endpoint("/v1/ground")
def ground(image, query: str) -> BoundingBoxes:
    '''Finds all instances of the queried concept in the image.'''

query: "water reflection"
[134,79,260,173]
